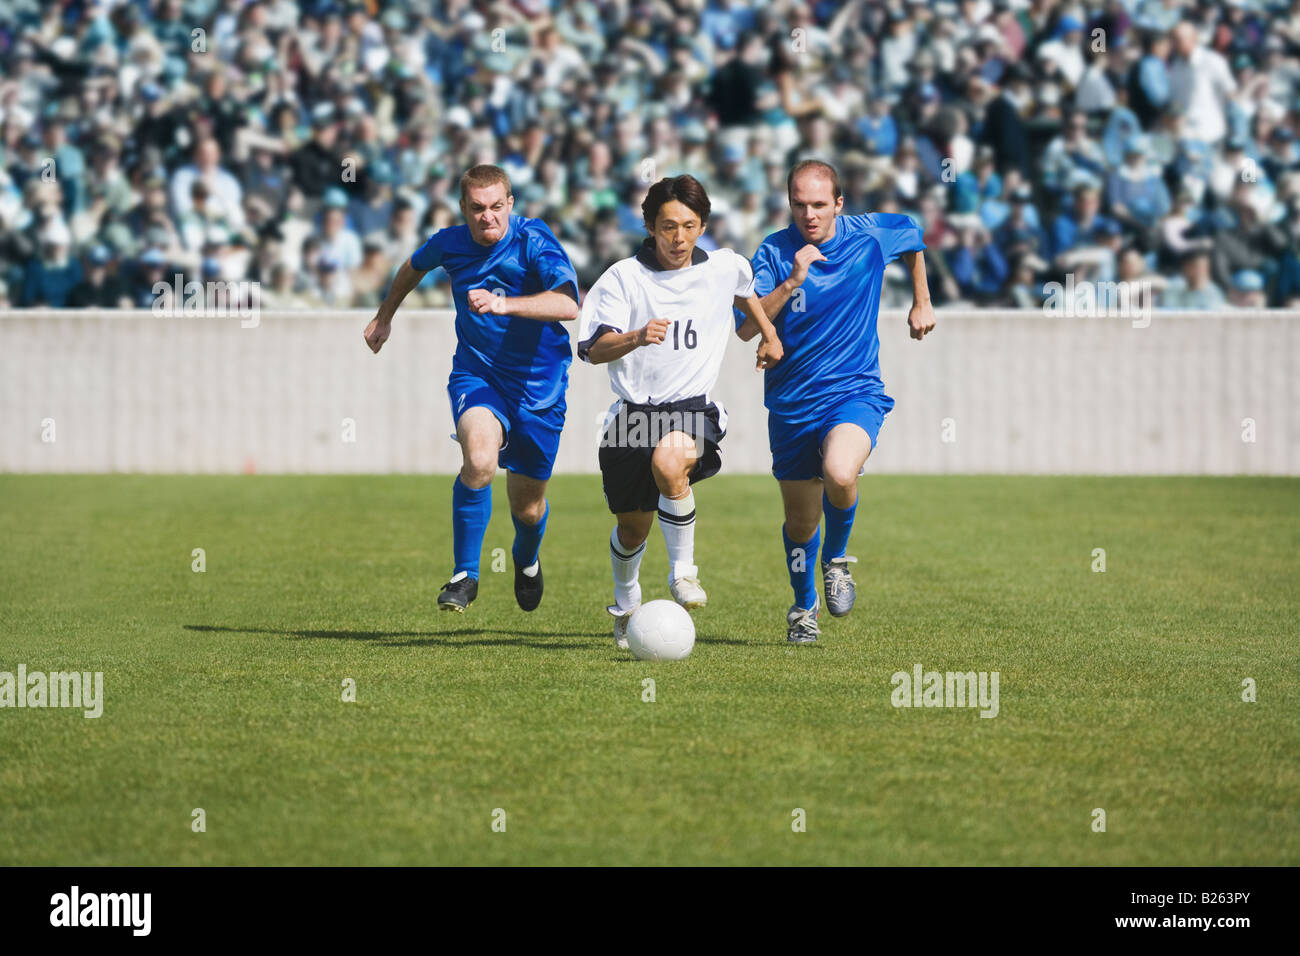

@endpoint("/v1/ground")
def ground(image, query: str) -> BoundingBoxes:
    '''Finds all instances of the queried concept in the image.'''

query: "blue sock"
[452,477,492,578]
[511,500,548,571]
[783,524,820,611]
[821,491,857,564]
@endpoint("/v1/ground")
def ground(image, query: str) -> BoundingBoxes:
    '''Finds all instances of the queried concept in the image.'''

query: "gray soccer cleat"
[822,556,858,618]
[786,600,821,643]
[608,605,634,650]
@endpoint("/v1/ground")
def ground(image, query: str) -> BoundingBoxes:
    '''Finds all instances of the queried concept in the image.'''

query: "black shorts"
[598,395,726,514]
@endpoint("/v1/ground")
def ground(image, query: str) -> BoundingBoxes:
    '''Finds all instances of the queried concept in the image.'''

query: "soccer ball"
[625,600,696,661]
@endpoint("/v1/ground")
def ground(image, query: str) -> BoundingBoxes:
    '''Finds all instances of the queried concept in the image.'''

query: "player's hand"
[467,288,506,314]
[364,315,392,353]
[756,335,783,370]
[788,244,828,287]
[636,318,670,347]
[908,299,936,340]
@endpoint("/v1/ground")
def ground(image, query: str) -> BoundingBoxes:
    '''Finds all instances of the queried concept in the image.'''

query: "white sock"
[657,490,697,584]
[609,527,644,612]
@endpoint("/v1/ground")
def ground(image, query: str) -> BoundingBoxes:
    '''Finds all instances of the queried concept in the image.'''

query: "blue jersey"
[411,215,578,410]
[739,213,925,423]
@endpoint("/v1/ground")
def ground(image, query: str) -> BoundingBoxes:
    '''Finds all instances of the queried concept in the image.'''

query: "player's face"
[461,184,513,245]
[651,200,704,270]
[789,173,843,245]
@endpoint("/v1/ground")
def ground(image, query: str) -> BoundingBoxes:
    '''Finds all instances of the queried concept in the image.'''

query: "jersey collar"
[636,238,708,272]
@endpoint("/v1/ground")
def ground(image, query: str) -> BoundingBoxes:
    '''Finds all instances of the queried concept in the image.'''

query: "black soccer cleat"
[514,560,543,612]
[437,574,478,612]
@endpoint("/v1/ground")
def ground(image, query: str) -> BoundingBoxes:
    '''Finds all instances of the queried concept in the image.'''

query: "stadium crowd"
[0,0,1294,311]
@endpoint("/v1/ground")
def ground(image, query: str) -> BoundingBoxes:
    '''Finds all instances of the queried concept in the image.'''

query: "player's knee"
[616,523,648,550]
[822,461,859,497]
[785,515,820,543]
[650,446,691,496]
[512,497,546,526]
[461,446,497,486]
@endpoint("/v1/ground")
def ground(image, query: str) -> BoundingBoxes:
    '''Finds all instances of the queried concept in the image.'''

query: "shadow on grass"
[185,622,601,649]
[184,623,751,650]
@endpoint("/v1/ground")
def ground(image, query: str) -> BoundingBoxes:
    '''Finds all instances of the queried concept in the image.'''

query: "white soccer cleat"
[607,604,635,650]
[669,575,707,610]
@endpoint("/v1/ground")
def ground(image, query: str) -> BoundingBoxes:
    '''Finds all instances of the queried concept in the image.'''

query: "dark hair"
[787,160,842,202]
[641,175,711,230]
[459,164,512,202]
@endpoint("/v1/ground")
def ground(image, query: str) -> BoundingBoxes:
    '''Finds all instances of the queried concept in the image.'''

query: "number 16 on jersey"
[671,319,697,350]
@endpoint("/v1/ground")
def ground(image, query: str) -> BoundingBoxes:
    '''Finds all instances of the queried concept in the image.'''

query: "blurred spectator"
[1168,21,1237,145]
[1052,185,1119,267]
[22,217,81,306]
[1162,250,1227,309]
[171,138,245,231]
[1106,135,1172,233]
[1228,270,1267,309]
[0,0,1295,311]
[67,245,127,307]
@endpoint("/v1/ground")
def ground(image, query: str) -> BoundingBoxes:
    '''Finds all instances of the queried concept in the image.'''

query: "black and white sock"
[609,527,645,612]
[657,490,697,584]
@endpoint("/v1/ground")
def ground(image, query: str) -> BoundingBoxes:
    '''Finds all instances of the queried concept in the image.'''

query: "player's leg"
[770,412,825,641]
[651,430,706,609]
[817,399,888,618]
[780,478,825,641]
[439,405,504,611]
[599,413,659,646]
[611,508,655,609]
[608,509,654,649]
[819,422,872,617]
[505,471,548,611]
[498,399,564,611]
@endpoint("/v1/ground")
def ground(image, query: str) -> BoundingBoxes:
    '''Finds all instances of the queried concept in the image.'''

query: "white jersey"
[577,241,756,405]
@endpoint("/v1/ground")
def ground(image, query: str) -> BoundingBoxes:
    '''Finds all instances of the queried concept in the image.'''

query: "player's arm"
[364,257,427,353]
[757,244,826,323]
[478,224,581,321]
[465,288,579,321]
[901,250,936,340]
[733,295,783,369]
[584,319,671,364]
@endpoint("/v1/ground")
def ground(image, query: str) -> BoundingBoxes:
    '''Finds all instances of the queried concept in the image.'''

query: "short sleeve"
[525,221,579,301]
[735,241,779,330]
[576,270,628,362]
[732,250,756,298]
[410,230,445,272]
[857,213,926,265]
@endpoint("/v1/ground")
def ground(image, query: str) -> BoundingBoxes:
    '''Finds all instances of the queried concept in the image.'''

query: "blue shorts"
[768,397,889,481]
[447,369,565,481]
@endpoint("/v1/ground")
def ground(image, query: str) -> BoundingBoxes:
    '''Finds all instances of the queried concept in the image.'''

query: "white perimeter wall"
[1,309,1296,474]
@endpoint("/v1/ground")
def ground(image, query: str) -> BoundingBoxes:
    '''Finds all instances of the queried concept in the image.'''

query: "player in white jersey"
[578,175,783,646]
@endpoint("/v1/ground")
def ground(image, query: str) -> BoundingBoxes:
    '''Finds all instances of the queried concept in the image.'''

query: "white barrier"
[1,309,1296,474]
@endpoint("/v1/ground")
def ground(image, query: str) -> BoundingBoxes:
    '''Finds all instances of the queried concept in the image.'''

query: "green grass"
[1,474,1296,865]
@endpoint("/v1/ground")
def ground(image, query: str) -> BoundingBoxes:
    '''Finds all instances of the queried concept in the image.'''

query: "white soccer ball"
[625,599,696,661]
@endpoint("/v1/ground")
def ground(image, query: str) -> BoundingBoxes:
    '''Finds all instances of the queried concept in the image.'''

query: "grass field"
[1,474,1296,866]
